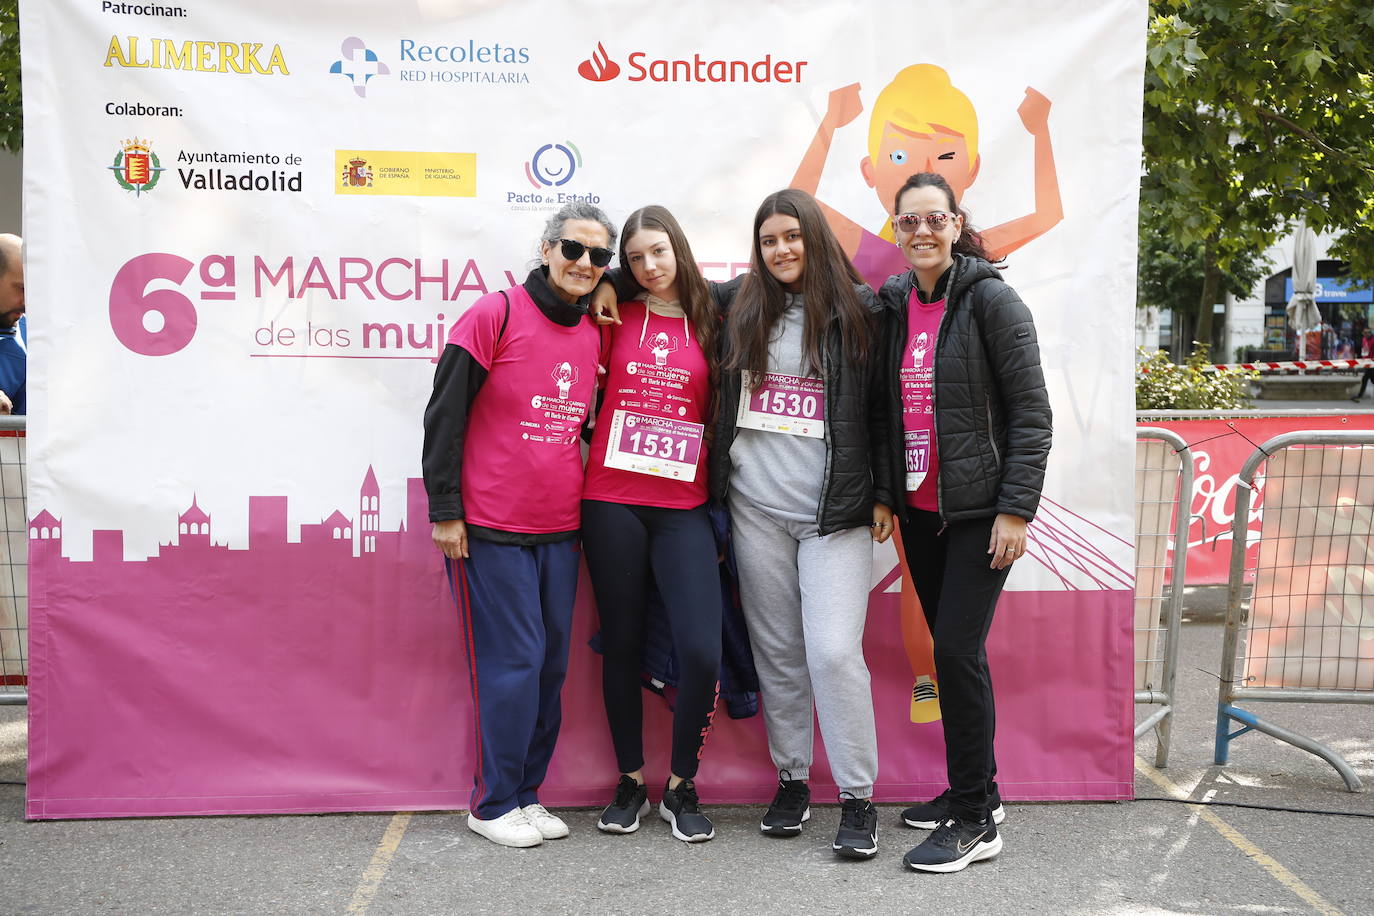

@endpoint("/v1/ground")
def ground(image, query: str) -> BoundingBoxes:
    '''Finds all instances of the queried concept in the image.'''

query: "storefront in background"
[1263,269,1373,358]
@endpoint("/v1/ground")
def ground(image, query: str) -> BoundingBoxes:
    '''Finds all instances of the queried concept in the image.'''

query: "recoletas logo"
[574,41,806,84]
[330,37,390,97]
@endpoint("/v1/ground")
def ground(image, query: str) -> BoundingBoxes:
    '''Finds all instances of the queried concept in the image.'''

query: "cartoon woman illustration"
[791,63,1062,291]
[551,361,579,399]
[911,330,931,368]
[792,64,1060,724]
[646,330,679,367]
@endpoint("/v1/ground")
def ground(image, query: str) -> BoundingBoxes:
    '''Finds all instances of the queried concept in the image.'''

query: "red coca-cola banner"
[1143,414,1374,585]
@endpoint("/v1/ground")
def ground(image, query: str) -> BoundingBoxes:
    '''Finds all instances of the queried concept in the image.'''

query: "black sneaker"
[832,793,878,859]
[597,775,649,834]
[901,789,1005,829]
[659,779,714,842]
[904,816,1002,873]
[760,771,810,836]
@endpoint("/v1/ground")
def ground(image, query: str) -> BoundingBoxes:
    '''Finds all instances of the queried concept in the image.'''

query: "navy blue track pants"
[450,537,579,820]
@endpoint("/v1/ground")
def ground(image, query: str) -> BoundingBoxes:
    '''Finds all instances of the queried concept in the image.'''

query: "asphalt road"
[2,607,1371,915]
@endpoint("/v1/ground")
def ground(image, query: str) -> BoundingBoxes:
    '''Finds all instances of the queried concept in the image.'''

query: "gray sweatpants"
[728,490,878,797]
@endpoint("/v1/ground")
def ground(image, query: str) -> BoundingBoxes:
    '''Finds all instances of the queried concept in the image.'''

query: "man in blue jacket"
[0,234,25,415]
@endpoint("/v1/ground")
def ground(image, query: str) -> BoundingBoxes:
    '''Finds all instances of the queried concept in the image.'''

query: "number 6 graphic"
[109,253,199,356]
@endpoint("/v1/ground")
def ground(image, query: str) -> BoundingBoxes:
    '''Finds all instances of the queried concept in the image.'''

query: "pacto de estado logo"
[330,37,390,98]
[109,138,166,196]
[575,41,806,84]
[525,142,580,188]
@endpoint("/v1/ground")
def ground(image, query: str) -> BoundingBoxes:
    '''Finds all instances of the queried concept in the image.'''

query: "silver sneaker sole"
[905,833,1003,873]
[904,804,1005,830]
[596,799,650,834]
[759,807,810,835]
[832,839,878,858]
[659,801,715,842]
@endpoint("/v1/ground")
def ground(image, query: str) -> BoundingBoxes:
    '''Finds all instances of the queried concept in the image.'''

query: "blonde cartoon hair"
[867,64,979,172]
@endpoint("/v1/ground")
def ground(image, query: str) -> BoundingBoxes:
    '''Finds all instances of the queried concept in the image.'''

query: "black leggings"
[899,509,1011,822]
[581,500,722,779]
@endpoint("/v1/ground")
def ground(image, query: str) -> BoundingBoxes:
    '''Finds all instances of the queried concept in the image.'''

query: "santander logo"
[577,42,620,81]
[576,41,806,84]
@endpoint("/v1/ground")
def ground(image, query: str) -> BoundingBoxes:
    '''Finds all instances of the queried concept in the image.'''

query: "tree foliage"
[1137,216,1266,320]
[0,2,17,154]
[1142,0,1374,342]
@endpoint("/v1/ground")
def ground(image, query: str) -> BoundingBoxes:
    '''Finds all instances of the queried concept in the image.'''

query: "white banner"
[22,0,1145,817]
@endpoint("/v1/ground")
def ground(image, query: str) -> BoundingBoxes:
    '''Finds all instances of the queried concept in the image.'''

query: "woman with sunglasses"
[581,206,726,843]
[422,202,617,849]
[711,188,894,860]
[877,172,1051,873]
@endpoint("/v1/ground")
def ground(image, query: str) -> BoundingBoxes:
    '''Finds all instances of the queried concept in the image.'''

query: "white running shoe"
[521,803,570,839]
[467,808,542,848]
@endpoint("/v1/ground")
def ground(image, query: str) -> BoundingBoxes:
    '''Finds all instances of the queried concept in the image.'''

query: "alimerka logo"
[104,36,290,74]
[109,138,165,196]
[575,41,806,84]
[577,42,619,81]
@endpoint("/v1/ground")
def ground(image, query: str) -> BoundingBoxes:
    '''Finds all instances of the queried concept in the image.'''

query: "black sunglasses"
[556,238,614,268]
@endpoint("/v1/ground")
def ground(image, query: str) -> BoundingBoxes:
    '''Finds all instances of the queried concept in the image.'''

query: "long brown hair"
[725,189,867,382]
[617,204,720,390]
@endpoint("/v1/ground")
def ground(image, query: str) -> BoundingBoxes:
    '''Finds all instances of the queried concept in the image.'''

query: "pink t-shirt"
[584,301,711,509]
[449,285,600,533]
[902,291,945,510]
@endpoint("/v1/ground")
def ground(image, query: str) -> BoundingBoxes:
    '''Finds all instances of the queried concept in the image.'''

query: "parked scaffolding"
[1215,429,1374,790]
[1134,428,1192,766]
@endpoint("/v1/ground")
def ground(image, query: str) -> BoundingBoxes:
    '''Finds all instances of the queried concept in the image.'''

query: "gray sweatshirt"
[728,294,828,522]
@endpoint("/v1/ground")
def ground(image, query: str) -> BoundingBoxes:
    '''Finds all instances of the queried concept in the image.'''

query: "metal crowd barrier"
[0,415,25,705]
[1134,428,1192,766]
[1215,430,1374,790]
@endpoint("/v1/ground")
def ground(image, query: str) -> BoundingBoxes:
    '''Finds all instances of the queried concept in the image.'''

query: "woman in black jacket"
[712,188,894,860]
[879,172,1051,874]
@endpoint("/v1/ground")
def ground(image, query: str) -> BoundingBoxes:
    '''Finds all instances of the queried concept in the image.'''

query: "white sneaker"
[467,808,542,848]
[521,803,570,839]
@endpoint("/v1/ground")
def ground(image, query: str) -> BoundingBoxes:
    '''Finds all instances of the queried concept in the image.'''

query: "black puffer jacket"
[878,255,1052,523]
[710,283,894,536]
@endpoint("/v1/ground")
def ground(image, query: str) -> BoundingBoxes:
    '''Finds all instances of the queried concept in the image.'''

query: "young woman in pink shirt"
[582,206,725,842]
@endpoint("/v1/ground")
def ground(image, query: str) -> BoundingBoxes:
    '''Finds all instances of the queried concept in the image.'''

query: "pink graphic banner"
[26,475,1132,817]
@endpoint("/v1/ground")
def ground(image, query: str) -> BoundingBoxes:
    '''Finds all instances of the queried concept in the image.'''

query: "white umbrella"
[1285,221,1321,354]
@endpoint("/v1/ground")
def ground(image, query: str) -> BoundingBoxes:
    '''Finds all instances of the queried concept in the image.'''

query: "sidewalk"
[2,590,1370,915]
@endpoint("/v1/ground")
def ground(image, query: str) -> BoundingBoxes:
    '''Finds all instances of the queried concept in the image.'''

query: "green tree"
[0,1,17,154]
[1143,0,1374,348]
[1137,217,1267,352]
